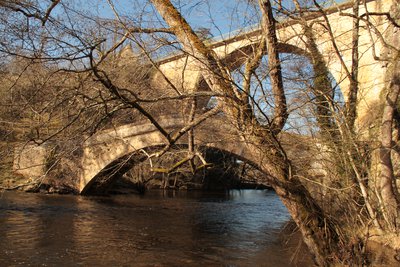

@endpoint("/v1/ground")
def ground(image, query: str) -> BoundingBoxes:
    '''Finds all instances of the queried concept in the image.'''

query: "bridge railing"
[155,23,262,64]
[204,24,261,46]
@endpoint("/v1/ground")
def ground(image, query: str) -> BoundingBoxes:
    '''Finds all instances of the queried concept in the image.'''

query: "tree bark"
[378,1,400,231]
[345,0,360,131]
[379,58,400,230]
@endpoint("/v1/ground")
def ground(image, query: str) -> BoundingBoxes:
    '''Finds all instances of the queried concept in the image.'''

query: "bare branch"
[42,0,61,26]
[360,11,400,28]
[259,0,287,134]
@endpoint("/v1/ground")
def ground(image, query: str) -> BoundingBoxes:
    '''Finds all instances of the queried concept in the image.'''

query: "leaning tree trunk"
[377,1,400,231]
[149,0,342,265]
[245,130,342,266]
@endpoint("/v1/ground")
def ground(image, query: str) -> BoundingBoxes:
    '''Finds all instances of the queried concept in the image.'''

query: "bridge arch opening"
[201,42,344,134]
[81,144,271,195]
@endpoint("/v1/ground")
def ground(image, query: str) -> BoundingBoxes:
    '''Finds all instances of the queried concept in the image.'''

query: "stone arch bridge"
[79,116,259,194]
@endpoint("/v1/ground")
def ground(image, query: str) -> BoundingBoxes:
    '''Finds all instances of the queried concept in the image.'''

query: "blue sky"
[80,0,348,38]
[86,0,258,36]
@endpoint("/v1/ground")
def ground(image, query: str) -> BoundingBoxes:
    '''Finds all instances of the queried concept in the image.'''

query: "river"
[0,189,311,266]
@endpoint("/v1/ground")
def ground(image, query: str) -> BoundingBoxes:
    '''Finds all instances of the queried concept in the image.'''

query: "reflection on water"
[0,190,311,266]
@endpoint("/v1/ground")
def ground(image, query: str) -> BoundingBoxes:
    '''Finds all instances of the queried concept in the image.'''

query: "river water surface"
[0,189,311,266]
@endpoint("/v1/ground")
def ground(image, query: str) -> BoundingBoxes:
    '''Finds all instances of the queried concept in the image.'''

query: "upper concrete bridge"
[151,0,393,129]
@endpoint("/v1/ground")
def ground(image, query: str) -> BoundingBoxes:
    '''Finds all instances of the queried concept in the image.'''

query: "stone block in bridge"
[13,142,50,179]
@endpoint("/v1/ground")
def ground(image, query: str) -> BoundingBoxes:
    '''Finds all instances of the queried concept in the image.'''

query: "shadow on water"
[0,189,312,266]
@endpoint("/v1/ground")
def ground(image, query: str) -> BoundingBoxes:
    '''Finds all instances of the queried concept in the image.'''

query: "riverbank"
[0,173,78,194]
[0,165,271,195]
